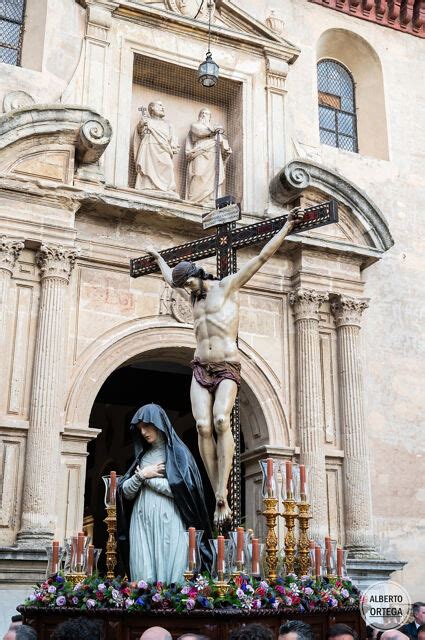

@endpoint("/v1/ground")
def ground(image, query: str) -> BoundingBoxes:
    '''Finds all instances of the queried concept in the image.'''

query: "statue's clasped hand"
[135,462,165,480]
[287,206,304,228]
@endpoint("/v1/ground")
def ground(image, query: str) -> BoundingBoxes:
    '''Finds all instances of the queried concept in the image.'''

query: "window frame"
[0,0,27,66]
[317,58,359,154]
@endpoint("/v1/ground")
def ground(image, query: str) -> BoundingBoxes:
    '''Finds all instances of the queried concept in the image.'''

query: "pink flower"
[186,598,196,610]
[276,585,285,594]
[189,588,197,598]
[252,598,261,609]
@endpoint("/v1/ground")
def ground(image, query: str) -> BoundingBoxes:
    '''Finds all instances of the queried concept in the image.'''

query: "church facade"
[0,0,424,614]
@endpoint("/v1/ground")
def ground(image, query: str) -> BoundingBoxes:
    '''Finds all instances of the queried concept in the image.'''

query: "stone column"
[331,294,376,555]
[17,245,78,546]
[0,236,24,340]
[289,289,328,541]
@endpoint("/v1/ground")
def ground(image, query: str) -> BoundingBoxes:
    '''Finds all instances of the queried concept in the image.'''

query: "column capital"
[0,236,24,274]
[331,294,369,328]
[289,288,328,321]
[36,245,79,282]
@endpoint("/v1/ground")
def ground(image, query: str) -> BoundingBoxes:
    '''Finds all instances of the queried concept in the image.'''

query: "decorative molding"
[265,9,285,35]
[2,91,35,114]
[308,0,424,38]
[289,289,328,322]
[265,53,289,92]
[35,246,79,282]
[160,284,193,324]
[0,236,25,274]
[330,294,369,328]
[270,160,394,252]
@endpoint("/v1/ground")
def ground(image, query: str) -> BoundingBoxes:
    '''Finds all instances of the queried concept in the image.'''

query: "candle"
[314,545,321,578]
[110,471,117,505]
[337,546,343,576]
[52,540,59,573]
[71,535,77,568]
[309,539,316,549]
[217,535,225,574]
[325,536,332,572]
[236,527,244,563]
[266,458,274,496]
[188,527,196,565]
[299,464,306,497]
[87,544,94,576]
[285,461,293,496]
[251,537,260,575]
[77,531,84,568]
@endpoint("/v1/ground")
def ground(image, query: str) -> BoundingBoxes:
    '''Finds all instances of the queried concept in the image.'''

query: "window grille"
[0,0,26,66]
[317,59,358,153]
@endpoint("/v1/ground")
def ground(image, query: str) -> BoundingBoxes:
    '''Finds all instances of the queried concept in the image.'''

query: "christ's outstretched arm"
[221,207,303,294]
[144,248,190,301]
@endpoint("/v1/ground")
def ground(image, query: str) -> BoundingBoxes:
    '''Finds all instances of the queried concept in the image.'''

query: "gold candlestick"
[282,493,297,575]
[262,496,279,581]
[104,504,117,580]
[297,495,311,577]
[215,570,230,598]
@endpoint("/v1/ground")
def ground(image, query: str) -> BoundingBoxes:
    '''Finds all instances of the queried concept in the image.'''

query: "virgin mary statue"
[117,403,212,583]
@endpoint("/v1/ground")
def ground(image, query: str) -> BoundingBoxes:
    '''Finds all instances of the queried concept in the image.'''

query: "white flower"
[97,583,106,592]
[47,585,56,594]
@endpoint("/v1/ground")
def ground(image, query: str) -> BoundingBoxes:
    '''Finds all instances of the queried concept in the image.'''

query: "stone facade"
[0,0,424,624]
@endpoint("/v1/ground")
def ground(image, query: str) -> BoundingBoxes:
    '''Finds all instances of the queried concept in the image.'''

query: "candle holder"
[324,538,337,577]
[282,493,297,575]
[215,570,230,598]
[262,496,279,581]
[297,496,311,577]
[209,537,232,580]
[45,544,63,578]
[229,529,249,578]
[104,505,117,580]
[184,529,203,581]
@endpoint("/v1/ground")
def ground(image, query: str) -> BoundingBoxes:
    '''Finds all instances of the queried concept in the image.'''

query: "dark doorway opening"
[85,359,245,574]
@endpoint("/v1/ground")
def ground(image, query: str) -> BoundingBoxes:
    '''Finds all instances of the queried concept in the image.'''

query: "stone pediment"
[112,0,299,61]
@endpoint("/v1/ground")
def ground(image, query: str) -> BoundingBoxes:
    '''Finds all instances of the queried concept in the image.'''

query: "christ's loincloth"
[191,358,241,393]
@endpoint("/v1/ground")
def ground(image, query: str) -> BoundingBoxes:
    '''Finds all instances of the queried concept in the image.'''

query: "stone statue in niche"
[185,107,232,206]
[133,101,180,197]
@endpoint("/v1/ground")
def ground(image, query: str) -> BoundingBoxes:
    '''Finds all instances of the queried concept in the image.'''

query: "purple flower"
[186,598,196,610]
[125,598,134,608]
[136,596,145,606]
[329,597,338,607]
[246,584,254,594]
[137,580,148,589]
[341,588,349,598]
[56,595,66,607]
[272,601,279,610]
[304,587,313,595]
[28,594,36,602]
[72,597,79,605]
[252,598,261,609]
[236,588,244,599]
[111,589,120,600]
[56,575,64,583]
[152,593,162,602]
[86,598,96,609]
[259,580,269,590]
[47,585,56,594]
[97,583,106,592]
[180,585,190,595]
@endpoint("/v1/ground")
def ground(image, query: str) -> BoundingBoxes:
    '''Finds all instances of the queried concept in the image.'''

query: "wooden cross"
[130,200,338,526]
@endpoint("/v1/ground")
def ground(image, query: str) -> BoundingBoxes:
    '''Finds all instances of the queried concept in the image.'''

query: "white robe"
[122,438,187,583]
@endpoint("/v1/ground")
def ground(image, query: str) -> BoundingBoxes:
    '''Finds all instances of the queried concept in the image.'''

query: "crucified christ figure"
[146,207,302,525]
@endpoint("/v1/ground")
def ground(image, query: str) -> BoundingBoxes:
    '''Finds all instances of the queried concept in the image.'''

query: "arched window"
[317,59,358,153]
[0,0,26,65]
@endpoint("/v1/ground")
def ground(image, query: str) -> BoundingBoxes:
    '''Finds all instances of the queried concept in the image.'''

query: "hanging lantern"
[198,0,218,87]
[198,51,219,87]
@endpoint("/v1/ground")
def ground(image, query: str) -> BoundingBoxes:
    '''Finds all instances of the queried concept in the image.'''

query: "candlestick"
[110,471,117,505]
[251,538,260,576]
[282,491,297,574]
[285,461,293,497]
[337,546,343,577]
[297,496,312,577]
[299,464,306,497]
[104,504,117,579]
[315,545,321,578]
[262,496,279,581]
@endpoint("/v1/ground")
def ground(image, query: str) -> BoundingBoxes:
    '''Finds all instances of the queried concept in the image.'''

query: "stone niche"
[130,54,243,203]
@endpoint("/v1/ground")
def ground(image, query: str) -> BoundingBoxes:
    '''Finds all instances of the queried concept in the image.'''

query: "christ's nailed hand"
[143,245,161,259]
[287,206,304,226]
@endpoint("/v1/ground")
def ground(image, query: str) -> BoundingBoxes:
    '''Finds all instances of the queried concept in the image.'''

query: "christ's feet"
[213,495,232,525]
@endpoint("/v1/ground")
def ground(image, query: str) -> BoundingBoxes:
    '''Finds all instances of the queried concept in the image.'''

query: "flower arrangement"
[23,573,360,613]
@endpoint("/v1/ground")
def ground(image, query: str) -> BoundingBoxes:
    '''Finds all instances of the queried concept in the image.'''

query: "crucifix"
[130,199,338,528]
